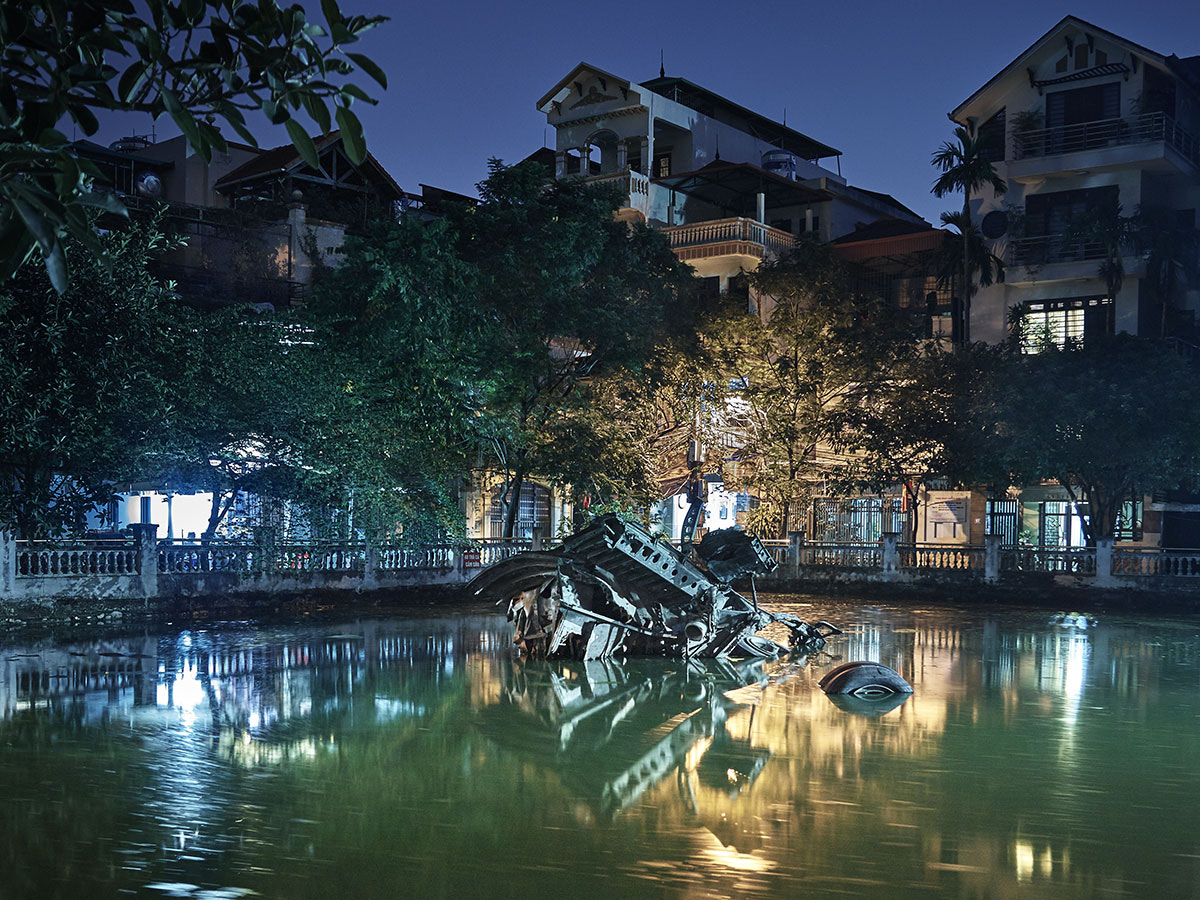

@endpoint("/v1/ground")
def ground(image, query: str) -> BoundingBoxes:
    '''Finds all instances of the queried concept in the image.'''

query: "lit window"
[1020,296,1112,352]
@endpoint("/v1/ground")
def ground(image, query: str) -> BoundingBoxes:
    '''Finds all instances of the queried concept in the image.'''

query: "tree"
[1063,195,1137,301]
[705,237,924,538]
[299,213,482,539]
[144,302,338,541]
[1133,206,1200,339]
[0,214,181,536]
[826,347,964,543]
[958,335,1200,544]
[932,126,1007,343]
[453,160,694,537]
[936,209,1005,329]
[1,0,387,291]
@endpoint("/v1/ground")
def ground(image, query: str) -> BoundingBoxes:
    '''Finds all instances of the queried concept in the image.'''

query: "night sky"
[90,0,1200,226]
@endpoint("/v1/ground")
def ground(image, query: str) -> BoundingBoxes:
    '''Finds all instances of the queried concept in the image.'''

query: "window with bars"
[488,483,551,539]
[985,499,1020,548]
[1021,296,1113,352]
[812,497,907,543]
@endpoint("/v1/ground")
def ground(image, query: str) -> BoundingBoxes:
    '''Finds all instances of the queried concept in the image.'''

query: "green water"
[2,597,1200,899]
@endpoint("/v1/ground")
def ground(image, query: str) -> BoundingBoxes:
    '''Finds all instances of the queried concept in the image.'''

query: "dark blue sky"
[94,1,1199,226]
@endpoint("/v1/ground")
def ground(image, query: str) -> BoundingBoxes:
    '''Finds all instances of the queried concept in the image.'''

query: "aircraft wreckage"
[469,514,841,660]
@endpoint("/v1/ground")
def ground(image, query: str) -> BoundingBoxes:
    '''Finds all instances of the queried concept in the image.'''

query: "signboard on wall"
[923,492,971,543]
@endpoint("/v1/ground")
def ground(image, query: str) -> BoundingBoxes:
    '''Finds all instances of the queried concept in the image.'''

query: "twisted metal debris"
[469,514,840,660]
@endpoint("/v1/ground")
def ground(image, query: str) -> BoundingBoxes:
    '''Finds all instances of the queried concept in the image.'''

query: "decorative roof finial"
[660,49,665,79]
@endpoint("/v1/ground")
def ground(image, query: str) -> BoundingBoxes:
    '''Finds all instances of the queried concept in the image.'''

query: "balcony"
[1009,112,1199,177]
[661,217,795,263]
[1006,234,1106,268]
[582,168,651,219]
[1005,234,1145,287]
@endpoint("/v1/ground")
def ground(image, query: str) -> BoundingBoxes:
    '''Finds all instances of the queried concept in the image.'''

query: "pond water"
[2,595,1200,899]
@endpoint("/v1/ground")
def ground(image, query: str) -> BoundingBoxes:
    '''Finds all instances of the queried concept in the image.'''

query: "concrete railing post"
[0,530,15,598]
[1096,537,1116,588]
[881,532,900,576]
[363,539,379,589]
[984,534,1002,584]
[532,524,548,552]
[788,531,805,568]
[131,523,159,599]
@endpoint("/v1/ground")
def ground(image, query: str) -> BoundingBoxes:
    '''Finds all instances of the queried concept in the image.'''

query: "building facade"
[950,16,1200,549]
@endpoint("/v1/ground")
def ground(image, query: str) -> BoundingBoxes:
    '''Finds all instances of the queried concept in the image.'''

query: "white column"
[756,191,766,224]
[616,141,627,170]
[0,531,14,598]
[555,150,567,179]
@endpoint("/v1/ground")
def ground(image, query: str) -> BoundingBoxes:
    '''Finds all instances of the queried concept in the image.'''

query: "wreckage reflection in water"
[3,600,1200,898]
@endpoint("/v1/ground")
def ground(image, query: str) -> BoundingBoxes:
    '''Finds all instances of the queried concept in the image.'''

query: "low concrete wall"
[0,528,521,606]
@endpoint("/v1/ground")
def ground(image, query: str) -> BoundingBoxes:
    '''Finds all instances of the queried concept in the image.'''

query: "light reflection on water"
[2,598,1200,899]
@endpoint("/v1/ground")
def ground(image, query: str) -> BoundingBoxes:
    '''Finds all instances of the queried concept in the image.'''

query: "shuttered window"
[1046,82,1120,128]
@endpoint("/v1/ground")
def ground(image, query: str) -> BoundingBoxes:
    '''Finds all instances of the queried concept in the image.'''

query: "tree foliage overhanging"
[1,0,387,292]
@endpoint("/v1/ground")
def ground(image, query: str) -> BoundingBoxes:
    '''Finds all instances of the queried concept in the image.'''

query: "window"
[1055,55,1068,74]
[1039,500,1087,548]
[1094,48,1107,65]
[812,497,906,542]
[1074,43,1090,70]
[1021,296,1113,352]
[1046,82,1120,129]
[653,150,672,178]
[985,499,1019,547]
[977,108,1006,163]
[488,484,551,538]
[1115,500,1143,542]
[1021,185,1118,263]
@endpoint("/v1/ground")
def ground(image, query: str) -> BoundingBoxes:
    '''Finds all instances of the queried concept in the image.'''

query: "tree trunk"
[962,193,972,345]
[503,470,526,538]
[202,487,239,544]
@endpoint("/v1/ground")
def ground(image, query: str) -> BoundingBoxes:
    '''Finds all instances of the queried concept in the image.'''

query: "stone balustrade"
[5,527,1200,603]
[0,528,546,604]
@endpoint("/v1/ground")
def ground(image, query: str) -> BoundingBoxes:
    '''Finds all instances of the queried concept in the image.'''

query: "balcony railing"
[661,217,796,257]
[1006,234,1108,267]
[1013,111,1200,166]
[583,168,651,216]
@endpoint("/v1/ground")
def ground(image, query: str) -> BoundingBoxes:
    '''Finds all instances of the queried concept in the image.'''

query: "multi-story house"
[73,132,415,540]
[463,63,931,542]
[537,63,926,308]
[76,131,410,308]
[950,16,1200,549]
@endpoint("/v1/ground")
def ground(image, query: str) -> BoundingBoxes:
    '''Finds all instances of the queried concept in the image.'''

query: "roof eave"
[537,62,632,112]
[949,15,1171,123]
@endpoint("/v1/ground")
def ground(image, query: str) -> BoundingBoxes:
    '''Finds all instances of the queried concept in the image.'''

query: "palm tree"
[932,126,1007,343]
[1062,196,1135,301]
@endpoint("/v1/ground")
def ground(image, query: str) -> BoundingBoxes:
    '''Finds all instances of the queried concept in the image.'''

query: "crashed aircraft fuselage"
[469,515,839,661]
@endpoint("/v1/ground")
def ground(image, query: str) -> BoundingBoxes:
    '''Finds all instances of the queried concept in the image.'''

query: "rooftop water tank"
[761,150,799,180]
[109,135,154,154]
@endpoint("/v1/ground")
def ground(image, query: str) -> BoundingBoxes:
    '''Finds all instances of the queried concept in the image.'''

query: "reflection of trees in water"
[4,611,1200,897]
